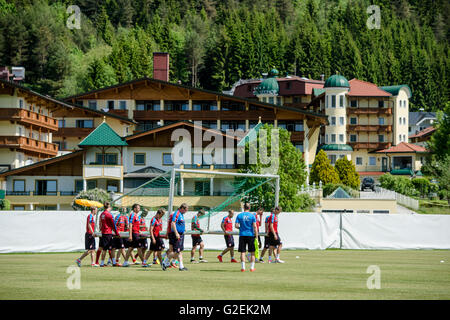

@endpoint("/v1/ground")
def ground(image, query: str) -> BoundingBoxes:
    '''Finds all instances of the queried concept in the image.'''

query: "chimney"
[320,74,325,81]
[153,52,169,82]
[0,66,11,81]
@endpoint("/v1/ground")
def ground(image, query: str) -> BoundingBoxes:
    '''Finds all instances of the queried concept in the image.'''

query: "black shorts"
[123,238,131,249]
[169,232,184,253]
[149,237,165,251]
[191,235,203,247]
[131,233,141,248]
[112,237,125,250]
[268,233,281,247]
[99,234,113,250]
[224,234,234,248]
[139,238,148,249]
[85,233,96,250]
[238,236,255,253]
[264,236,270,249]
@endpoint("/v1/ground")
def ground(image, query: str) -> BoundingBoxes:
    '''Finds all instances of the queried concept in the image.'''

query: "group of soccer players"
[76,201,284,272]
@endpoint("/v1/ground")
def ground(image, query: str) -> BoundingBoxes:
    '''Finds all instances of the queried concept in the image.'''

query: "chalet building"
[0,79,135,174]
[409,126,436,148]
[0,121,245,211]
[408,110,436,136]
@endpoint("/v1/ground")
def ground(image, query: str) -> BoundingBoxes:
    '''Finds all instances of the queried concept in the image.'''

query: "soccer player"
[248,206,264,262]
[190,209,207,263]
[112,210,128,266]
[217,209,237,263]
[259,210,273,263]
[142,208,166,270]
[98,202,120,267]
[138,209,149,263]
[268,206,284,263]
[166,203,189,271]
[122,204,145,267]
[76,207,98,267]
[235,203,258,272]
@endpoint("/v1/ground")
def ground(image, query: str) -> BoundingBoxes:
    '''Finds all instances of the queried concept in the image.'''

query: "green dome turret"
[254,67,279,95]
[324,74,349,88]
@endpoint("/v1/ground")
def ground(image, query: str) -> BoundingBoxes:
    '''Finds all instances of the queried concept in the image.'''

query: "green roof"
[320,144,353,151]
[313,88,325,96]
[380,85,412,98]
[79,122,128,147]
[328,187,352,199]
[390,168,414,176]
[254,77,279,95]
[324,74,349,88]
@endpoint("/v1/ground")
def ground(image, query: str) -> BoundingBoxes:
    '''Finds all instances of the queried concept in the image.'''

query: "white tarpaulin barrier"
[0,211,450,253]
[341,213,450,249]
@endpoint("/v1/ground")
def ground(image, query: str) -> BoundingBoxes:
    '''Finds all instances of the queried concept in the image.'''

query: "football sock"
[241,262,245,270]
[251,262,255,269]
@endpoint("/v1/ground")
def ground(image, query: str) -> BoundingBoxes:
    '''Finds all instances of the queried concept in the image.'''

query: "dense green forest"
[0,0,448,111]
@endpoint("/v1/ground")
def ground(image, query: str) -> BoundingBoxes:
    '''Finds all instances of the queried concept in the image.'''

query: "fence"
[1,211,449,252]
[375,186,419,210]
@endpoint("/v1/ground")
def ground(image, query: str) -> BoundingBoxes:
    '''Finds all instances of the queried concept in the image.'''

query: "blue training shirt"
[235,211,256,237]
[172,210,185,234]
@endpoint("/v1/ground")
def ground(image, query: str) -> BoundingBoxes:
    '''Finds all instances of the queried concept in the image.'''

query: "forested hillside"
[0,0,448,111]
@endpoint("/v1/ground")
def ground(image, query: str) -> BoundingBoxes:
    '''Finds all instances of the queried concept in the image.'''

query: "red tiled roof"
[348,79,392,97]
[376,142,428,153]
[409,126,436,139]
[358,171,385,176]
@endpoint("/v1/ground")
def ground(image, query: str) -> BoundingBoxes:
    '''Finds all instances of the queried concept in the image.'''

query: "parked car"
[361,177,375,191]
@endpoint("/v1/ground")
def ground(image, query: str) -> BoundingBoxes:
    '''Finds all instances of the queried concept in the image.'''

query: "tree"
[334,158,360,190]
[427,101,450,160]
[83,58,117,91]
[310,150,340,185]
[238,124,308,211]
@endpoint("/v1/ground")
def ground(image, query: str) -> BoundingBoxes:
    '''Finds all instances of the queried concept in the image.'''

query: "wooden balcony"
[347,125,392,133]
[53,127,94,138]
[133,110,276,121]
[347,107,392,115]
[0,135,58,156]
[108,109,129,118]
[83,165,123,179]
[0,108,58,131]
[348,142,391,150]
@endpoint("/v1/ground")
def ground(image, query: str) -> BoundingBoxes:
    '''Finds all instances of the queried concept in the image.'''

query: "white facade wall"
[6,175,82,193]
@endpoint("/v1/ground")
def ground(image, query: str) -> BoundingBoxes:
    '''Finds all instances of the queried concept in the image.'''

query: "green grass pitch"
[0,250,449,300]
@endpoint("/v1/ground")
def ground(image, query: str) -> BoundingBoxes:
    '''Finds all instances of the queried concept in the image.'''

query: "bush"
[310,150,340,185]
[379,174,419,197]
[0,199,11,210]
[334,158,360,190]
[72,188,111,210]
[411,178,431,198]
[297,193,316,211]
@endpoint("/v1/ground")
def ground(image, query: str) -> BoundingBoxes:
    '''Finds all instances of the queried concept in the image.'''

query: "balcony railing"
[53,127,95,138]
[83,164,123,179]
[348,142,391,150]
[347,107,392,115]
[133,110,276,121]
[347,125,392,133]
[0,136,58,156]
[0,108,58,131]
[6,191,77,196]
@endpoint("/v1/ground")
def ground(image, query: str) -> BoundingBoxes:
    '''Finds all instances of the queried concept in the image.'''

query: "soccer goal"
[110,167,279,236]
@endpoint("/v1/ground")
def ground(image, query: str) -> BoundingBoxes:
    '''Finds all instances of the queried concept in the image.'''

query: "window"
[221,100,245,111]
[286,82,291,90]
[107,100,115,109]
[356,157,363,165]
[339,95,344,108]
[331,95,336,108]
[350,134,357,142]
[194,180,211,196]
[331,117,336,126]
[325,96,329,108]
[106,180,119,193]
[221,121,245,131]
[339,155,345,159]
[350,100,358,108]
[328,155,337,165]
[350,117,357,125]
[369,157,376,166]
[88,101,97,110]
[192,101,218,111]
[13,206,25,211]
[87,180,97,190]
[276,97,282,105]
[19,99,24,109]
[162,153,173,166]
[331,134,336,143]
[202,121,218,130]
[76,120,93,128]
[294,143,304,152]
[58,120,65,128]
[95,153,118,165]
[119,101,127,110]
[13,180,25,192]
[136,100,160,111]
[278,121,303,132]
[137,121,160,132]
[378,135,384,142]
[378,100,384,108]
[378,117,385,125]
[339,134,344,143]
[134,153,146,166]
[339,117,344,126]
[35,180,57,195]
[403,134,406,142]
[325,134,328,143]
[399,134,402,142]
[75,180,83,193]
[268,97,274,104]
[55,141,67,150]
